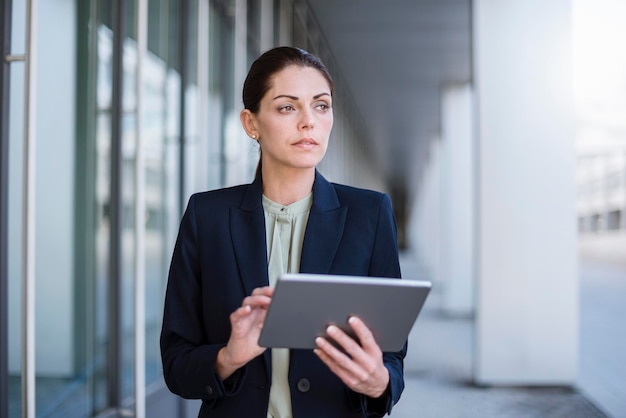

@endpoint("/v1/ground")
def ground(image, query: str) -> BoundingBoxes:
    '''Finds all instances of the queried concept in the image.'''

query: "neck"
[262,167,315,205]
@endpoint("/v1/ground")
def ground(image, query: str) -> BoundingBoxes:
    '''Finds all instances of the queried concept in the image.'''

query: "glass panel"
[9,1,109,416]
[35,0,82,408]
[144,0,182,387]
[7,0,26,415]
[209,0,236,188]
[121,0,138,402]
[247,0,261,64]
[5,0,194,415]
[93,4,114,413]
[292,4,307,49]
[6,67,24,417]
[5,0,99,416]
[184,0,204,196]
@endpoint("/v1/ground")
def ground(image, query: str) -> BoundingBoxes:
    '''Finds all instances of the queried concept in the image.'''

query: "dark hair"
[242,46,334,114]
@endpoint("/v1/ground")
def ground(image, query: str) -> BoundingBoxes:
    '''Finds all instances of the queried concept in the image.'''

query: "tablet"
[258,273,431,352]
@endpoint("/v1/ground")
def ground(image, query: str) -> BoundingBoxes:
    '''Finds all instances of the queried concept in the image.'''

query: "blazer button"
[297,378,310,393]
[206,385,214,396]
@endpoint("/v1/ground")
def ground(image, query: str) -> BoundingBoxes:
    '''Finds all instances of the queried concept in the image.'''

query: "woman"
[160,46,405,418]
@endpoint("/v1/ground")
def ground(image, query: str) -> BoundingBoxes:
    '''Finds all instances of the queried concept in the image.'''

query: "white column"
[408,137,442,283]
[473,0,578,384]
[623,151,626,230]
[439,84,475,316]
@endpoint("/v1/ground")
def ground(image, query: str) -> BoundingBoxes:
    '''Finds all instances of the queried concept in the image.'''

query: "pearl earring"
[251,134,257,139]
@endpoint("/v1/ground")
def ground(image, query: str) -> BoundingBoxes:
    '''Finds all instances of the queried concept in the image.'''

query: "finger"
[232,303,268,324]
[315,335,344,358]
[242,294,272,309]
[314,339,349,374]
[325,325,378,376]
[315,333,361,376]
[230,304,252,321]
[255,308,268,328]
[314,344,339,372]
[314,341,364,389]
[231,303,265,323]
[251,286,274,297]
[326,325,363,356]
[348,316,379,352]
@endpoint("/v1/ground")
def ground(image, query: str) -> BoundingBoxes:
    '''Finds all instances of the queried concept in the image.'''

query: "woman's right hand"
[216,286,274,380]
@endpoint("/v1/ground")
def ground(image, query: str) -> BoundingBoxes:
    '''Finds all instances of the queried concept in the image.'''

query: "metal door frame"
[1,0,38,417]
[0,0,12,412]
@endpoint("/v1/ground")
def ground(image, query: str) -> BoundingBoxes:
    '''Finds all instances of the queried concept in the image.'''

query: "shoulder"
[192,183,250,200]
[186,183,251,211]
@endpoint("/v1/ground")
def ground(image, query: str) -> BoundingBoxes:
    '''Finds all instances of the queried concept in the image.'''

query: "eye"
[314,102,331,112]
[278,104,295,113]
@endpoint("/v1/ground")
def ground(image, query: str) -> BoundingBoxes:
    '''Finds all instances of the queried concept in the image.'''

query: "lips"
[294,138,318,146]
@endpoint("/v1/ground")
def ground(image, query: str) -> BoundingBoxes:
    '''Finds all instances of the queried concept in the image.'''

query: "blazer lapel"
[299,171,347,274]
[230,176,269,296]
[291,172,346,376]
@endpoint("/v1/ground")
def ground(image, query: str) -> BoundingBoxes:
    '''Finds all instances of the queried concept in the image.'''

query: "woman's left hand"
[314,316,390,398]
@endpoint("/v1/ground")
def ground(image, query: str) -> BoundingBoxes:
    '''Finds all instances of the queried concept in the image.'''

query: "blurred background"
[1,0,625,417]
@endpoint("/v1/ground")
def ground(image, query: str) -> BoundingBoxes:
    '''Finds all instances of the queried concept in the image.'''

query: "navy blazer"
[160,171,405,418]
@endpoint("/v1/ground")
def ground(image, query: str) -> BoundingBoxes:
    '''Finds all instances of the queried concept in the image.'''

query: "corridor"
[389,253,624,418]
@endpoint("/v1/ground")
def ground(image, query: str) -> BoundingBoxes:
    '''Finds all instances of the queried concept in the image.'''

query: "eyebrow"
[272,92,331,101]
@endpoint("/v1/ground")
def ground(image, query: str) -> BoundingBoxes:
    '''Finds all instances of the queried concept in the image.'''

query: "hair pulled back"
[242,46,334,113]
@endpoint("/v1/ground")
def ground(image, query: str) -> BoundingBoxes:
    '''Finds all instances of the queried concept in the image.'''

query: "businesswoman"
[160,46,405,418]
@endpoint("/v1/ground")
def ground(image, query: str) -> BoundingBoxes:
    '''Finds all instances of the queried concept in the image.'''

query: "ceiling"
[306,0,472,207]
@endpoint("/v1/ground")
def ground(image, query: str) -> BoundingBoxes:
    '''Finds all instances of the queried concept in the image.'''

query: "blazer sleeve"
[160,194,247,404]
[361,193,406,417]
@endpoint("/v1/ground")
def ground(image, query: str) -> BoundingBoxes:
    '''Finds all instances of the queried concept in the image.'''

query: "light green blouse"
[262,193,313,418]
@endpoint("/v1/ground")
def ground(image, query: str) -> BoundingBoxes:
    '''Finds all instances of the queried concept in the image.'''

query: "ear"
[240,109,259,139]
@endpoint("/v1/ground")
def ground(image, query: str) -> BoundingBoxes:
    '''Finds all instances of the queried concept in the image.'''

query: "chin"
[296,157,325,169]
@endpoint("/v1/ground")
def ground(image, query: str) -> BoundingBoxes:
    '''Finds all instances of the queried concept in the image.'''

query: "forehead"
[267,65,332,97]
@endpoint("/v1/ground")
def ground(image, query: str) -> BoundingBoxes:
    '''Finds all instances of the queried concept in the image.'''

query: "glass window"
[7,0,26,415]
[143,0,182,388]
[207,0,236,188]
[292,2,307,49]
[247,0,262,63]
[7,0,101,416]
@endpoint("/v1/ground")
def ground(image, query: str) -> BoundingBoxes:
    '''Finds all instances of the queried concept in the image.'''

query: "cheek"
[322,117,334,139]
[260,119,288,138]
[324,112,334,129]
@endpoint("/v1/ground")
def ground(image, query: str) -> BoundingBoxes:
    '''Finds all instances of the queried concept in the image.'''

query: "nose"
[299,107,314,130]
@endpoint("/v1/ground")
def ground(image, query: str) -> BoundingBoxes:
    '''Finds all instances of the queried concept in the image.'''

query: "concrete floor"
[389,253,624,418]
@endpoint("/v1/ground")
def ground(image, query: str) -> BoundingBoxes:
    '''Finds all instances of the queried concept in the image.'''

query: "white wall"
[473,0,578,384]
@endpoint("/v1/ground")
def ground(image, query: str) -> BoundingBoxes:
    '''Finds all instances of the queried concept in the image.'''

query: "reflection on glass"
[94,21,113,414]
[7,57,25,418]
[143,0,182,386]
[209,0,236,188]
[7,1,26,417]
[3,0,288,415]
